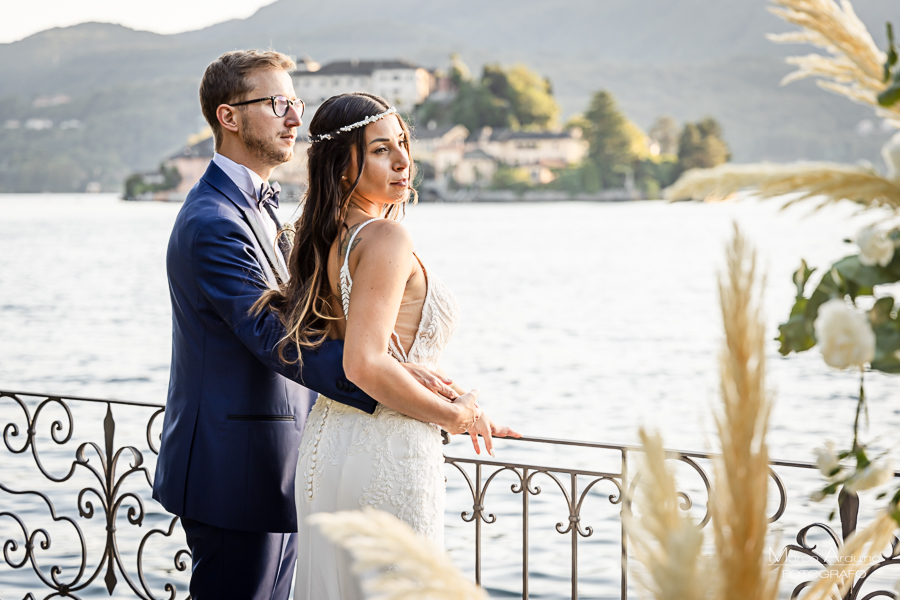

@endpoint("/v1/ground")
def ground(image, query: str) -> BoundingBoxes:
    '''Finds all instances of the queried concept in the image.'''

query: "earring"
[341,175,347,180]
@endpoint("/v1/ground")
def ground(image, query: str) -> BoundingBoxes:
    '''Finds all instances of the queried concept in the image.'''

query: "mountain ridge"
[0,0,896,192]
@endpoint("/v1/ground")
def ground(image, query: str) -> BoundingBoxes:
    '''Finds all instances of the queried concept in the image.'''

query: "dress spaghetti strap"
[338,217,410,362]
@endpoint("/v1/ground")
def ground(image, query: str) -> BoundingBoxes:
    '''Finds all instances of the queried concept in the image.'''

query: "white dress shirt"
[212,153,288,276]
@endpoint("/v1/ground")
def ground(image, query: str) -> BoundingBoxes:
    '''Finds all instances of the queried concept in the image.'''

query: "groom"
[152,50,461,599]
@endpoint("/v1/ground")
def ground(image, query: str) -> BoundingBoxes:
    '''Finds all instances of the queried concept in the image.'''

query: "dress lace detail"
[295,218,461,598]
[298,398,445,538]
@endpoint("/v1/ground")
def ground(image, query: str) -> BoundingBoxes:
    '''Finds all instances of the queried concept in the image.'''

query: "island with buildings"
[125,56,729,202]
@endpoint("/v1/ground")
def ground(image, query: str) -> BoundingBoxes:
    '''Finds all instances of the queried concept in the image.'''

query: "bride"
[255,92,520,599]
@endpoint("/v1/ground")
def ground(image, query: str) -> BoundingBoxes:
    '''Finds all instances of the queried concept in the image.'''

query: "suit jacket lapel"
[202,162,290,285]
[237,203,290,284]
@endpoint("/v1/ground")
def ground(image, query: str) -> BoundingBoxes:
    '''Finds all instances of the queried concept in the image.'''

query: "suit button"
[347,383,357,393]
[336,380,346,391]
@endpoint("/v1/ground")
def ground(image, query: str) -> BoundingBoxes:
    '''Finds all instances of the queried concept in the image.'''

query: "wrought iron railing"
[1,390,898,600]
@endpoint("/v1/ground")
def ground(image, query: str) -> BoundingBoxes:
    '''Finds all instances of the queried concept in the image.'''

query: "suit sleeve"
[191,216,372,406]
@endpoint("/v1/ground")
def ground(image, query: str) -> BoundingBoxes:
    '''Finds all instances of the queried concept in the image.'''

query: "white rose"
[844,460,893,493]
[813,441,844,480]
[814,299,876,369]
[856,225,895,267]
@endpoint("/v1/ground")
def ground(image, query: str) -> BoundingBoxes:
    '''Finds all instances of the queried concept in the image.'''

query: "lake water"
[1,194,898,599]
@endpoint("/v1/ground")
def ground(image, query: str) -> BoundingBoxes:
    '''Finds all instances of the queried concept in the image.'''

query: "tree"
[677,117,731,171]
[450,81,515,131]
[482,63,560,130]
[448,53,470,87]
[583,91,638,189]
[415,56,560,133]
[491,164,533,192]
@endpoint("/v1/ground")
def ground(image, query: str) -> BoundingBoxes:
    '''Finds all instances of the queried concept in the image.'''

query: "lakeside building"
[411,123,469,183]
[166,136,215,197]
[412,125,589,186]
[469,127,588,168]
[292,59,435,112]
[126,134,309,201]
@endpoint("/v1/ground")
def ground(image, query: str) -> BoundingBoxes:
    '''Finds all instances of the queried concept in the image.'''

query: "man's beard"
[242,118,293,167]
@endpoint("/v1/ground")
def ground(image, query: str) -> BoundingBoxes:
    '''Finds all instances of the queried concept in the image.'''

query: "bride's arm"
[342,220,478,433]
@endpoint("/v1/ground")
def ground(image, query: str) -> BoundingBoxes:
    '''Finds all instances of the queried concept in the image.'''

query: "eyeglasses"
[228,95,305,118]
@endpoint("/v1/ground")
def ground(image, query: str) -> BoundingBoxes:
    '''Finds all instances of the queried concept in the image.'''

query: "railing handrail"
[460,434,827,471]
[1,389,166,409]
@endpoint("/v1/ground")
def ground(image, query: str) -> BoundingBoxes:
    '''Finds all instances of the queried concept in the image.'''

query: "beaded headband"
[308,106,398,143]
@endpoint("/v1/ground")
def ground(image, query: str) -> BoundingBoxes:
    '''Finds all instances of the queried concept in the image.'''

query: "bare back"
[326,217,427,357]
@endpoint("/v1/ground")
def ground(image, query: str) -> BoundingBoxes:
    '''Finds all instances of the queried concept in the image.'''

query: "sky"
[1,0,276,44]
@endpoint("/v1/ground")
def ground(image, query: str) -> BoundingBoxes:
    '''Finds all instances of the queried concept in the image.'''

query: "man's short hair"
[199,50,296,149]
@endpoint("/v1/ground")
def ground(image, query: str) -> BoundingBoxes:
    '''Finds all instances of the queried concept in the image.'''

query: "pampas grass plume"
[625,428,707,600]
[711,224,781,600]
[767,0,900,123]
[627,227,780,600]
[664,162,900,209]
[309,508,487,600]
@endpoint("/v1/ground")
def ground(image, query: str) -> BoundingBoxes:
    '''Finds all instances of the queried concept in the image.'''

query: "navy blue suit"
[152,161,375,598]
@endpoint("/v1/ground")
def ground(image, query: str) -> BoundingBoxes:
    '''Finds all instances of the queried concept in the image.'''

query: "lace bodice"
[339,217,460,370]
[295,218,459,551]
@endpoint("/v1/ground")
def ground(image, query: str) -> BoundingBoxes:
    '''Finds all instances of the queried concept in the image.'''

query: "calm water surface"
[0,194,897,598]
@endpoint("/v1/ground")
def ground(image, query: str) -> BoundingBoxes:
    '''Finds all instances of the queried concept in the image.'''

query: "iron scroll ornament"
[0,391,191,600]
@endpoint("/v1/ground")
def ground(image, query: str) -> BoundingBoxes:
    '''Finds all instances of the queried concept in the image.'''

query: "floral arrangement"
[660,1,900,596]
[779,224,899,524]
[780,224,900,373]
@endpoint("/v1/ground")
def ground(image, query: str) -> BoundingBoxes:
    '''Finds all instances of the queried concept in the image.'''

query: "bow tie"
[258,181,281,210]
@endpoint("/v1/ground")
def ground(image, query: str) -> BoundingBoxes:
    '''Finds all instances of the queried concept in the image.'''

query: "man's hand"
[401,363,458,400]
[442,389,481,434]
[468,412,523,457]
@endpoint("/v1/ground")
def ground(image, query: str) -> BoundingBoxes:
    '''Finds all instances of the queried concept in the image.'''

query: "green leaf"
[868,296,900,373]
[789,296,808,319]
[878,83,900,108]
[792,260,815,298]
[872,327,900,373]
[890,508,900,527]
[834,254,900,289]
[869,297,895,326]
[777,313,815,355]
[884,22,898,83]
[777,266,843,356]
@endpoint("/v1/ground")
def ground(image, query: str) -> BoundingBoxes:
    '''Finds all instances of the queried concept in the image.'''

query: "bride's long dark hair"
[254,92,417,364]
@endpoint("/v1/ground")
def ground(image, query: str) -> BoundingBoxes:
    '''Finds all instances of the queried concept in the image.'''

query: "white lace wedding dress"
[293,218,460,600]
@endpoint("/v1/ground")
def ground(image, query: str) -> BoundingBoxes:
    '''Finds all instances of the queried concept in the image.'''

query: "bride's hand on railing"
[442,389,480,435]
[401,363,459,399]
[468,412,523,457]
